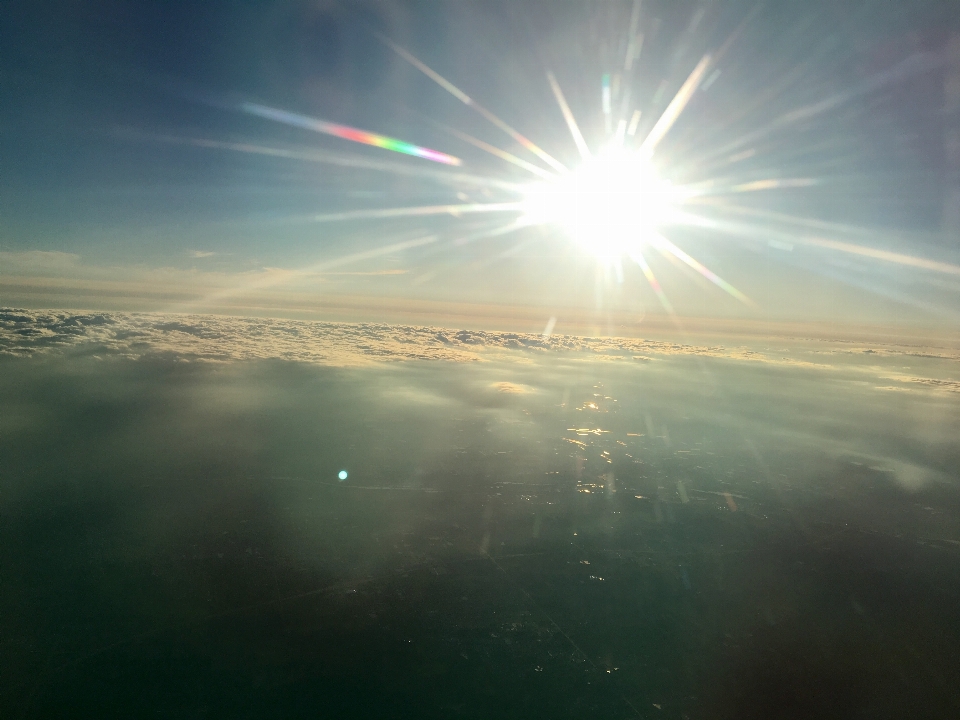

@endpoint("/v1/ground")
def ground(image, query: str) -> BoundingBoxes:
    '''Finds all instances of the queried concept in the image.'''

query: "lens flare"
[241,102,462,166]
[521,147,684,262]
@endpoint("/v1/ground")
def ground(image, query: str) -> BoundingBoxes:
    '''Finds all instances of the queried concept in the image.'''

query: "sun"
[522,146,683,263]
[212,31,755,308]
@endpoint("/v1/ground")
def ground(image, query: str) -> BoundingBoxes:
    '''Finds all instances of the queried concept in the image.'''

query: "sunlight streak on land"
[379,35,567,173]
[547,72,591,159]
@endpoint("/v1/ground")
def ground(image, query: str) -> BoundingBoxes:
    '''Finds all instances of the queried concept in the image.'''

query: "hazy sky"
[2,1,959,333]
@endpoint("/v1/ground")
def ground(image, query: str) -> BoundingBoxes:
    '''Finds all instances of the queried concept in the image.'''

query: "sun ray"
[455,218,530,246]
[628,246,675,314]
[803,237,960,276]
[602,74,613,135]
[240,102,461,165]
[546,72,591,159]
[300,235,441,272]
[309,203,524,224]
[696,202,908,242]
[649,234,754,305]
[638,54,712,159]
[437,123,557,180]
[408,219,532,285]
[692,47,943,170]
[624,0,643,71]
[171,205,531,315]
[172,217,529,316]
[173,233,441,313]
[686,203,960,276]
[730,178,817,192]
[132,131,523,192]
[614,119,628,146]
[714,2,764,65]
[378,35,567,173]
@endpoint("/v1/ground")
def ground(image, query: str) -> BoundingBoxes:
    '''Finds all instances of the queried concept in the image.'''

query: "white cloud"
[0,307,808,366]
[1,308,956,396]
[0,250,81,273]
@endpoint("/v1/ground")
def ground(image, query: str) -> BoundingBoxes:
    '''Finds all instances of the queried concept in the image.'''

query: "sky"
[2,0,960,335]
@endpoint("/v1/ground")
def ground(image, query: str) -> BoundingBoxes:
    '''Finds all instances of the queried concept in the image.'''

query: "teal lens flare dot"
[338,470,348,481]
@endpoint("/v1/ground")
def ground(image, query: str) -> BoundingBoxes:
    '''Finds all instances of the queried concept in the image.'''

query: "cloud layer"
[0,307,777,365]
[2,308,959,395]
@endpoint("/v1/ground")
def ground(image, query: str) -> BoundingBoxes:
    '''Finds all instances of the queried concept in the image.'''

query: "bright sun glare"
[522,147,682,262]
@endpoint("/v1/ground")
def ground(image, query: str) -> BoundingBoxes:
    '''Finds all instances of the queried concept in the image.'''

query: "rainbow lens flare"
[241,103,462,166]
